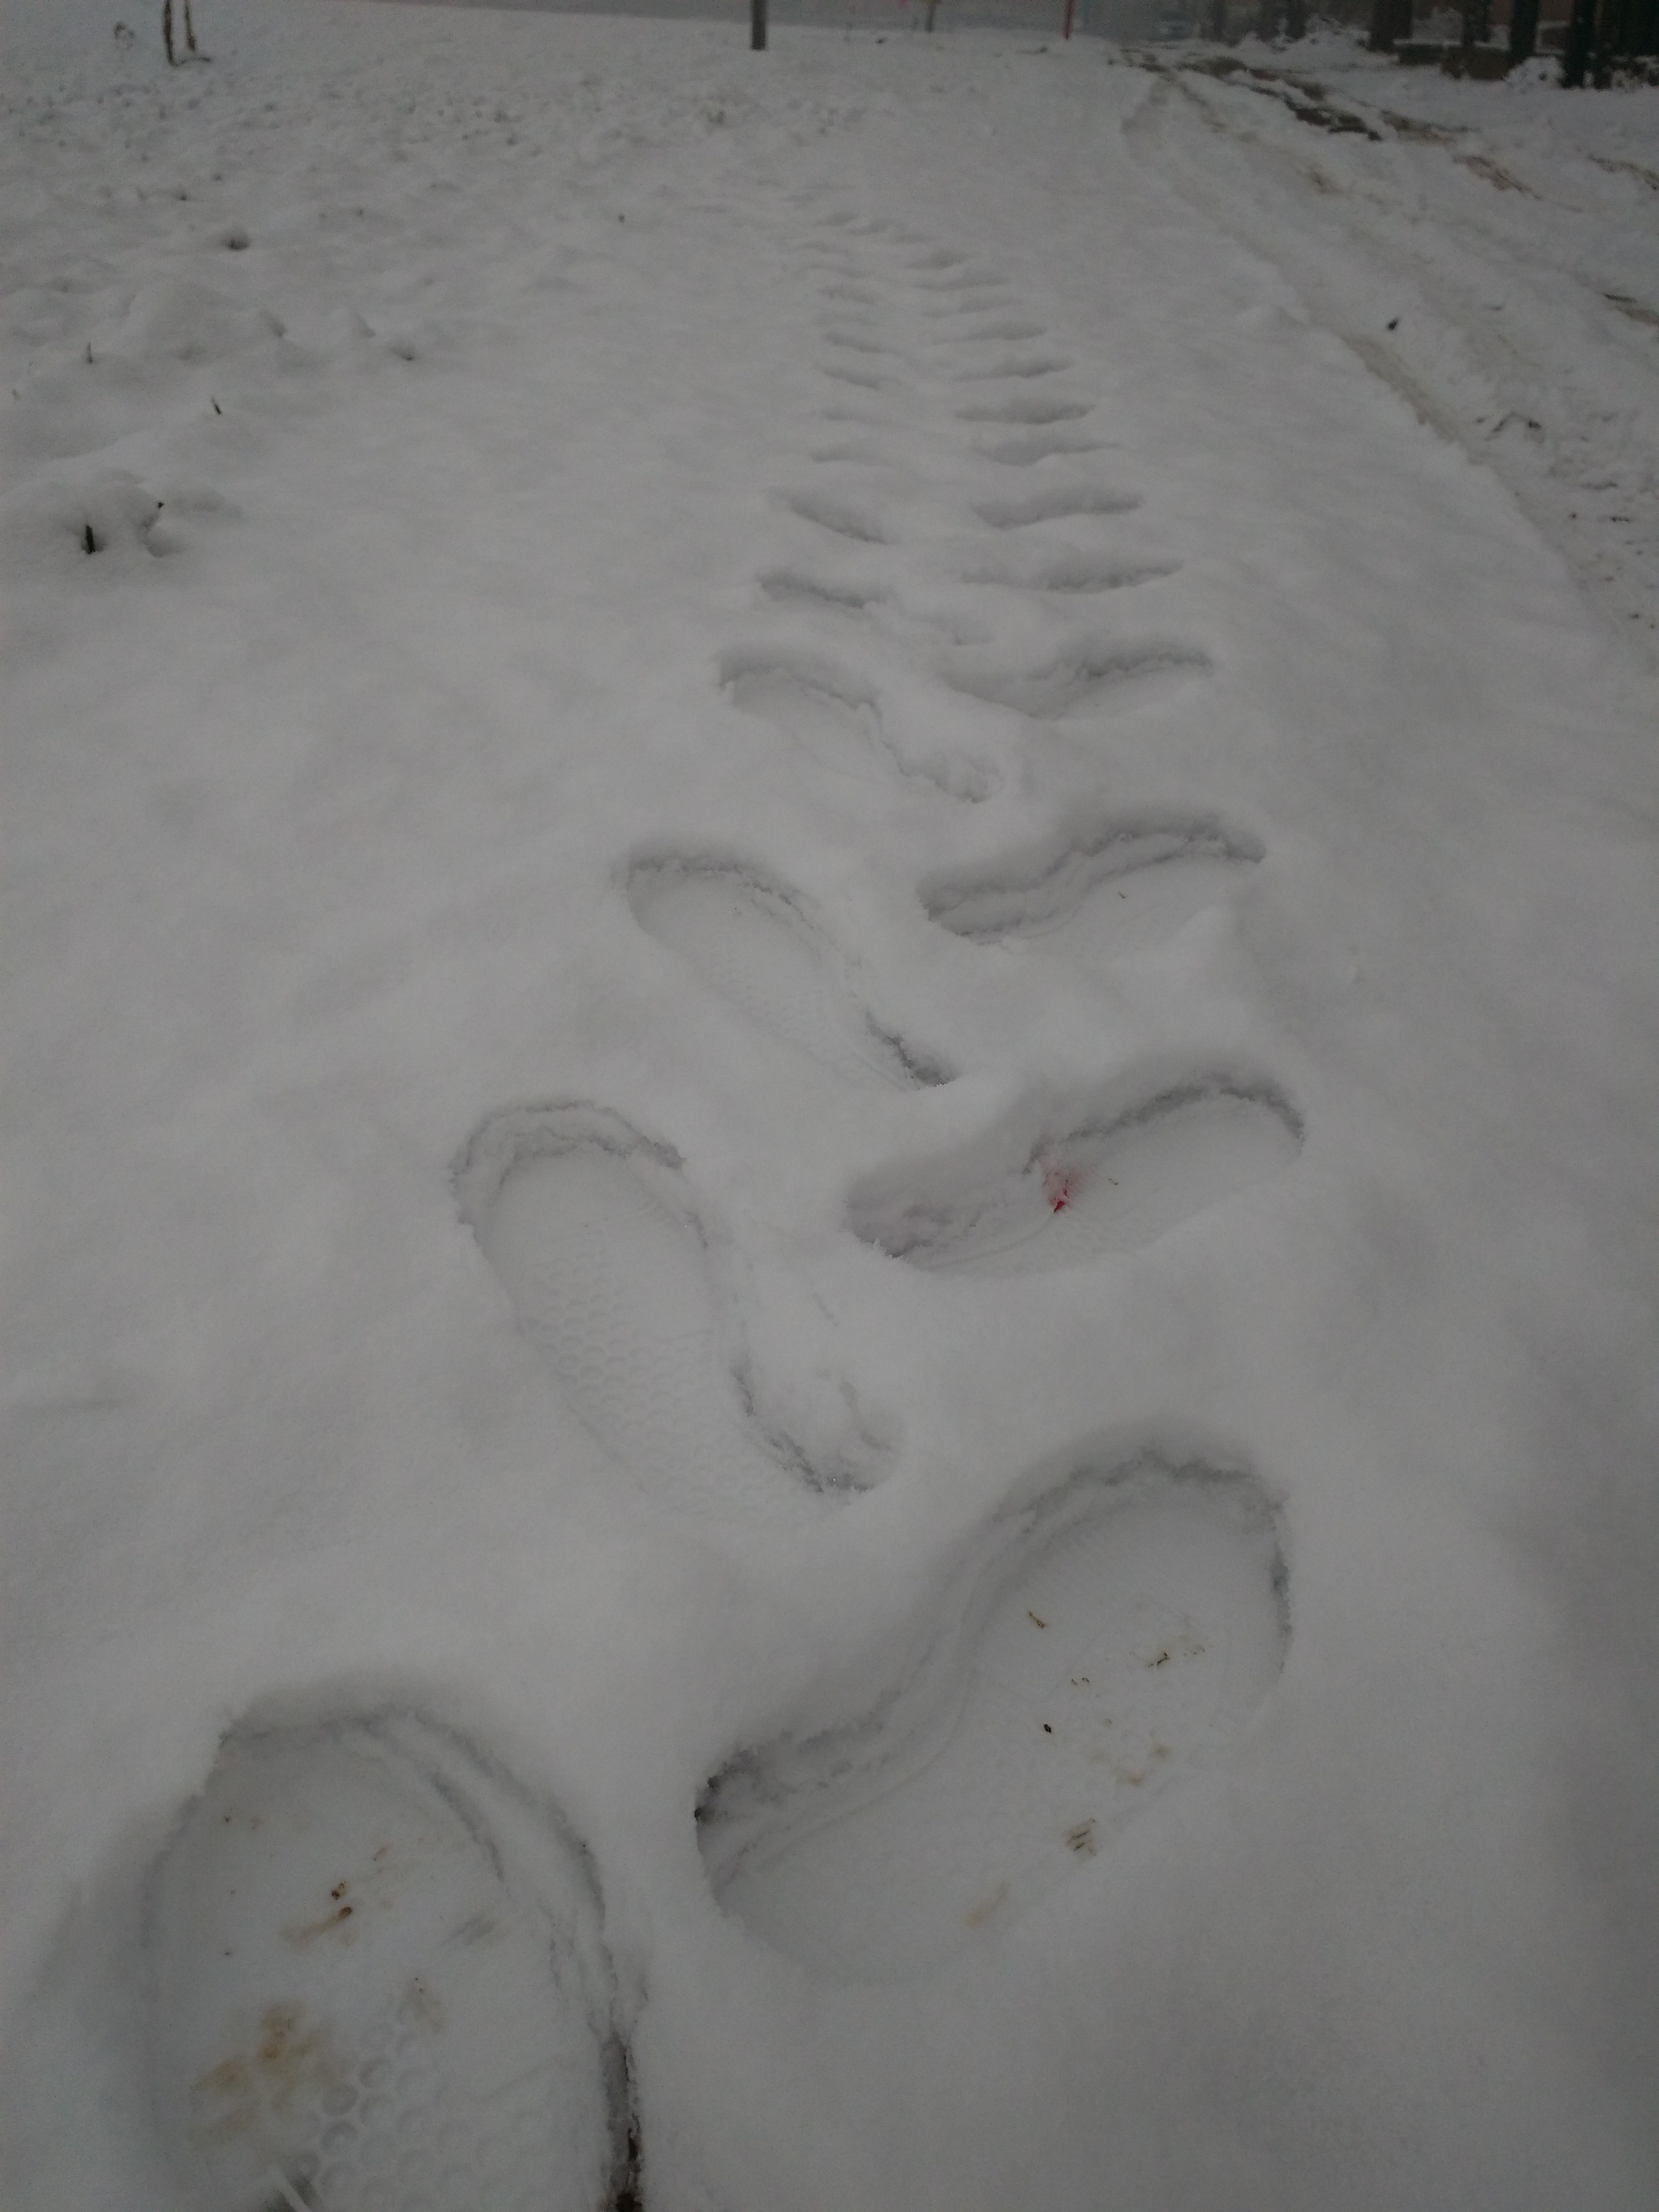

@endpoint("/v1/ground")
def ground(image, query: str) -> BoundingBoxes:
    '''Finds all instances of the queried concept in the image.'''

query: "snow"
[2,4,1657,2208]
[1133,28,1659,643]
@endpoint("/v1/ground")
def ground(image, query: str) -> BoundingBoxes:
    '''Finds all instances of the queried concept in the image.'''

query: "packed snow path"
[4,8,1658,2211]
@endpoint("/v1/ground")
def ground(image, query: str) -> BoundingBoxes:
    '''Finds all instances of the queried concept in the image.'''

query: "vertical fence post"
[1561,0,1595,80]
[752,0,767,49]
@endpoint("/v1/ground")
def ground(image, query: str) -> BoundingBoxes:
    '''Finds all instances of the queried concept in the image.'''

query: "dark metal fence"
[1563,0,1659,80]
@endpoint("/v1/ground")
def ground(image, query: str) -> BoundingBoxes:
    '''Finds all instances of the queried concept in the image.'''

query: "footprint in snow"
[147,1712,628,2212]
[961,544,1180,595]
[975,484,1142,528]
[820,327,898,359]
[780,486,891,545]
[816,407,893,432]
[952,355,1074,382]
[924,816,1260,962]
[943,318,1048,345]
[956,396,1094,427]
[973,431,1119,471]
[847,1072,1302,1275]
[975,429,1114,467]
[758,569,886,615]
[806,441,888,465]
[455,1104,862,1513]
[818,363,893,395]
[910,268,1006,295]
[626,854,951,1089]
[754,569,987,653]
[722,649,997,802]
[939,640,1212,721]
[920,290,1014,318]
[700,1451,1288,1980]
[723,651,884,774]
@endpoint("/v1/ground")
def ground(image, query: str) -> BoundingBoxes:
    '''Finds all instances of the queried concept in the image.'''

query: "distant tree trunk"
[1508,0,1539,57]
[183,0,197,51]
[1284,0,1307,35]
[1460,0,1490,49]
[162,0,176,64]
[1561,0,1596,78]
[1256,0,1280,38]
[751,0,766,46]
[925,0,938,25]
[1369,0,1411,49]
[1207,0,1228,39]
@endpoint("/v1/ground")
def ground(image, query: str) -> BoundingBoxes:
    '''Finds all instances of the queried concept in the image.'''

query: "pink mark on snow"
[1041,1161,1080,1213]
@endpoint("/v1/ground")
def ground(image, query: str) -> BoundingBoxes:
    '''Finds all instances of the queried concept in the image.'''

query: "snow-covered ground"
[1130,25,1659,647]
[3,6,1657,2208]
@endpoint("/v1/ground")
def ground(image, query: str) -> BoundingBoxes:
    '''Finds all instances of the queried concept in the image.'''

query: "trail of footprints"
[139,210,1300,2210]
